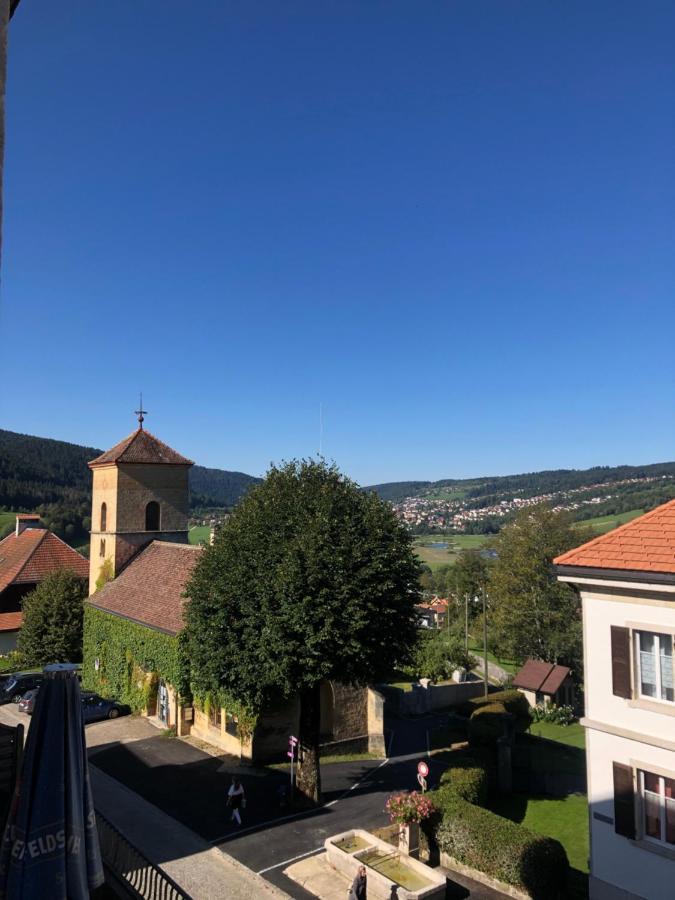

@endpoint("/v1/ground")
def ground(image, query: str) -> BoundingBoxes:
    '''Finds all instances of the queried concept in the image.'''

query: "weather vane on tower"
[135,393,147,429]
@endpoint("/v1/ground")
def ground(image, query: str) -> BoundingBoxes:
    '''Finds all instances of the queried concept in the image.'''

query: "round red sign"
[417,760,429,777]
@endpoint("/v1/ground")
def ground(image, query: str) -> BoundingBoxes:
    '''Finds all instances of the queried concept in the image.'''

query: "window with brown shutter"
[613,761,636,839]
[611,626,632,699]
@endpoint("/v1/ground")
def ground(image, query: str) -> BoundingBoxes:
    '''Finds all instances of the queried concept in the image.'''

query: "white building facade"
[555,501,675,900]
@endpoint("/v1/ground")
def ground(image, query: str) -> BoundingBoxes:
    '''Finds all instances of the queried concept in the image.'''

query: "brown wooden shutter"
[611,626,632,699]
[613,762,636,839]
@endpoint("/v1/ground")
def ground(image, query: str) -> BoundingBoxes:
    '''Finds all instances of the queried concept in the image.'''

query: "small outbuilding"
[512,658,574,708]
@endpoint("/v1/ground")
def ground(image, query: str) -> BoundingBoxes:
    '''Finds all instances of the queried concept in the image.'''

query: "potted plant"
[384,791,436,859]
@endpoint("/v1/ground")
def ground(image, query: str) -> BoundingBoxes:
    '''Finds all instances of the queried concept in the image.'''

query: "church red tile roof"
[554,499,675,575]
[512,659,571,695]
[0,529,89,594]
[88,428,193,468]
[88,541,202,635]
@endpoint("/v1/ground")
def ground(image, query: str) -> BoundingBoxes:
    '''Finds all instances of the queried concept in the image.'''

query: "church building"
[83,415,385,761]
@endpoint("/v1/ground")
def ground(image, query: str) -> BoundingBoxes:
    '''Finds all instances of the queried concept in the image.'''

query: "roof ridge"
[554,498,675,564]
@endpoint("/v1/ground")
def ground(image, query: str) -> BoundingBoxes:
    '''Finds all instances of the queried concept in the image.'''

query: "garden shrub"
[468,702,511,745]
[433,792,569,898]
[438,756,488,806]
[468,689,531,721]
[531,703,575,726]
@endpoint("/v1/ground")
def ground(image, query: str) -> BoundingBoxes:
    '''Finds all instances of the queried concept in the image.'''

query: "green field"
[189,525,211,545]
[414,534,492,570]
[572,509,643,535]
[0,511,16,533]
[528,721,586,749]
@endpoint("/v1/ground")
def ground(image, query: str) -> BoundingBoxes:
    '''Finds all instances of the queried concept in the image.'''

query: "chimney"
[15,514,43,536]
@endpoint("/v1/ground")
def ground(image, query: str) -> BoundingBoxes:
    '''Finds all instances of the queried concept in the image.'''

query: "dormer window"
[100,503,107,532]
[145,501,160,531]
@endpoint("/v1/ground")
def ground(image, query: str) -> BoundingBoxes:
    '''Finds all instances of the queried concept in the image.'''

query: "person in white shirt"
[227,776,245,826]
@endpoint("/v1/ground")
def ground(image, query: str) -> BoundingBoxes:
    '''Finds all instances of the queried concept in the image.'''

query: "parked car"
[0,672,44,704]
[81,692,125,723]
[18,688,39,715]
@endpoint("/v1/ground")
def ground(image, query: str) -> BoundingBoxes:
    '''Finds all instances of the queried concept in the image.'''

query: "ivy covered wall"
[83,606,186,711]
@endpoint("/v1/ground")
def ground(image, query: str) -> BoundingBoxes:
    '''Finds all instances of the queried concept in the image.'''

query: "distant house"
[512,659,574,708]
[415,596,449,629]
[0,515,89,652]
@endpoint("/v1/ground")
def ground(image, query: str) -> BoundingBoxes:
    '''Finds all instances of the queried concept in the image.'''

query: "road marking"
[211,756,391,844]
[257,846,324,875]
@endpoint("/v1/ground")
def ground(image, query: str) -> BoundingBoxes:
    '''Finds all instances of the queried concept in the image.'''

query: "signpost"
[288,735,298,796]
[417,759,429,793]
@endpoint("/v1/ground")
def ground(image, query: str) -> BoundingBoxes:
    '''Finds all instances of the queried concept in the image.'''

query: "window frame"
[100,502,107,532]
[638,769,675,848]
[634,629,674,705]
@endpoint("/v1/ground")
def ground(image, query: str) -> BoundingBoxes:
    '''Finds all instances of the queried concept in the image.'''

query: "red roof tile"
[554,499,675,575]
[0,530,88,593]
[88,428,193,468]
[88,541,202,635]
[0,612,22,632]
[512,659,571,694]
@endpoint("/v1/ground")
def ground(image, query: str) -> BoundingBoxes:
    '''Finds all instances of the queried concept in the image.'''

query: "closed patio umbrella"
[0,663,104,898]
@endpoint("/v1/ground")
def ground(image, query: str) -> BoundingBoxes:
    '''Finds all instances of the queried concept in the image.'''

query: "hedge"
[82,606,185,710]
[433,792,569,898]
[468,702,512,745]
[466,689,531,721]
[438,755,488,806]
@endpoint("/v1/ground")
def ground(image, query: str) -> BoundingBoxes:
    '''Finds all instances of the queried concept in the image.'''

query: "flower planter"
[326,829,446,900]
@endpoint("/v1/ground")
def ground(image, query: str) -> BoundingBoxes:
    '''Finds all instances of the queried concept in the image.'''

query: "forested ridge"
[0,429,260,542]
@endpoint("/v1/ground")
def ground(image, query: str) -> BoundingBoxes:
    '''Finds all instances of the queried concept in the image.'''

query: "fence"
[96,810,190,900]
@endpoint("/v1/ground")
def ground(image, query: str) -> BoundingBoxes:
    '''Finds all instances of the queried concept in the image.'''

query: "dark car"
[18,688,39,715]
[81,692,124,723]
[0,672,44,704]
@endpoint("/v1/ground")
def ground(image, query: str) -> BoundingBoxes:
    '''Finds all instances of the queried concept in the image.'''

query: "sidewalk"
[91,765,291,900]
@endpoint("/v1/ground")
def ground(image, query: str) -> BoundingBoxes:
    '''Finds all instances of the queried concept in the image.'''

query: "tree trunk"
[296,682,322,804]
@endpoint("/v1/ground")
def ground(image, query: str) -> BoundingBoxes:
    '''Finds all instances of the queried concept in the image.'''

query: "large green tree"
[488,506,581,670]
[184,460,420,802]
[17,568,86,665]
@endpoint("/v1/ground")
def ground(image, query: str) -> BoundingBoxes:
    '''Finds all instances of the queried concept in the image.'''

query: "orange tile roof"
[554,498,675,575]
[88,541,202,635]
[0,529,88,593]
[88,428,193,468]
[0,612,23,632]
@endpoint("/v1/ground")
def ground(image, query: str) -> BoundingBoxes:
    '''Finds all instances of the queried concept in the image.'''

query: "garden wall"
[386,679,486,715]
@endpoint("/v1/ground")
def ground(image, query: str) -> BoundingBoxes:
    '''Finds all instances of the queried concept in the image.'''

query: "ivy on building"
[83,606,182,711]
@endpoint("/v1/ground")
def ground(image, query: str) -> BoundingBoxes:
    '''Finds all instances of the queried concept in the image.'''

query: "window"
[635,631,674,702]
[100,502,107,531]
[639,770,675,846]
[145,501,160,531]
[99,539,106,558]
[209,704,222,729]
[225,713,238,737]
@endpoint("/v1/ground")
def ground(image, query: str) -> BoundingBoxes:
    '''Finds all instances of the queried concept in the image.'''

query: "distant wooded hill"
[0,429,261,542]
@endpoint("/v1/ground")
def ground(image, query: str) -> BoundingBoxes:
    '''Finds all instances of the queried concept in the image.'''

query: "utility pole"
[482,584,489,698]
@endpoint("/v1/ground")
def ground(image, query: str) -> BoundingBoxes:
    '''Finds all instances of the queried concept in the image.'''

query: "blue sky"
[1,1,674,485]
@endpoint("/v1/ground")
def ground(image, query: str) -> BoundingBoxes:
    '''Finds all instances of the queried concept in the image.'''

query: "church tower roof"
[88,427,194,468]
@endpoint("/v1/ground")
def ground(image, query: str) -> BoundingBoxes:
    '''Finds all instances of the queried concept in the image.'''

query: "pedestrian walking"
[348,864,367,900]
[227,776,245,826]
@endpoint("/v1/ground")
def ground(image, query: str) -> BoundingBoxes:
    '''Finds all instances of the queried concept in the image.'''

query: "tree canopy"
[184,459,421,800]
[17,568,87,666]
[487,506,581,671]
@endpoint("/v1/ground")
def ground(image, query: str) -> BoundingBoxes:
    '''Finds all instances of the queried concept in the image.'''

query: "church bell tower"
[88,405,193,595]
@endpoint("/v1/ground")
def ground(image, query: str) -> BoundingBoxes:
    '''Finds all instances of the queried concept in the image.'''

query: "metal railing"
[96,810,191,900]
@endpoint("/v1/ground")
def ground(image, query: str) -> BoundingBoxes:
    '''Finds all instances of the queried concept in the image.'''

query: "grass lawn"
[491,791,589,875]
[572,509,643,536]
[188,525,211,545]
[414,534,493,571]
[467,638,519,676]
[528,721,586,749]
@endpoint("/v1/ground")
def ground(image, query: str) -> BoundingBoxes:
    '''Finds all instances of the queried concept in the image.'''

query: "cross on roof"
[135,394,148,429]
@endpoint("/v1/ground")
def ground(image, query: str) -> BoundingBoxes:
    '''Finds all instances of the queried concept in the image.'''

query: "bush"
[531,703,575,726]
[467,689,531,720]
[438,756,488,806]
[434,793,569,898]
[415,631,477,682]
[468,702,512,745]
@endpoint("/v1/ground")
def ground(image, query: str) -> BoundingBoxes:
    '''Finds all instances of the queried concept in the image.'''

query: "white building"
[555,500,675,900]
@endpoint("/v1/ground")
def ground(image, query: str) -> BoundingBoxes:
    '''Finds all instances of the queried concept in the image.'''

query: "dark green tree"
[488,505,581,670]
[17,568,87,665]
[414,631,476,682]
[451,549,490,603]
[184,460,420,802]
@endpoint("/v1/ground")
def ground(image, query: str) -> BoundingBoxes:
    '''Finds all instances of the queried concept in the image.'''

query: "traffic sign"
[417,760,429,778]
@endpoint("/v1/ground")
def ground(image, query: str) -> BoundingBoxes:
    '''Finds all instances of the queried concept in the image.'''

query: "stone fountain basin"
[325,829,446,900]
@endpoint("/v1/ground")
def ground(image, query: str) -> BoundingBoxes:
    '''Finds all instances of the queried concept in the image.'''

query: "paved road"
[0,703,506,898]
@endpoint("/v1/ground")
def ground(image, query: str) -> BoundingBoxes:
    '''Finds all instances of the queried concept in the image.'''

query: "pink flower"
[384,791,436,825]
